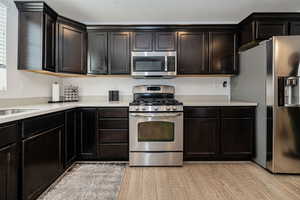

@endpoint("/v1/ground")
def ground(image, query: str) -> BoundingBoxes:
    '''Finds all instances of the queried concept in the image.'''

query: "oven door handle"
[130,113,182,118]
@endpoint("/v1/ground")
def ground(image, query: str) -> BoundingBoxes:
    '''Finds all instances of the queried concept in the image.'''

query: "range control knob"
[166,106,171,111]
[135,106,139,111]
[154,107,159,111]
[142,107,146,111]
[172,106,177,111]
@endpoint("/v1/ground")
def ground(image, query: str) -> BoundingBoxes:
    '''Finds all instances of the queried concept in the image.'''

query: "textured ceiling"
[16,0,300,24]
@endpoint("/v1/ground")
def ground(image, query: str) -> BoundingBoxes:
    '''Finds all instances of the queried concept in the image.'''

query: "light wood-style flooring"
[118,162,300,200]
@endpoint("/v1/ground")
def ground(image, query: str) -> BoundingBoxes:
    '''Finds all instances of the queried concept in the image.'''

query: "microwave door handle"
[164,56,168,71]
[130,113,182,118]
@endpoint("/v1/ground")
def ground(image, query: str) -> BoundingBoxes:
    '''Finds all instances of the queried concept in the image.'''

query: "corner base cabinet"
[184,106,255,161]
[64,109,77,168]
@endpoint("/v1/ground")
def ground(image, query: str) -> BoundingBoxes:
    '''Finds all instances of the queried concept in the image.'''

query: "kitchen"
[1,0,300,199]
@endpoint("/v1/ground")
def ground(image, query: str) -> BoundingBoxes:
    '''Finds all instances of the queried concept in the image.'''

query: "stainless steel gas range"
[129,85,183,166]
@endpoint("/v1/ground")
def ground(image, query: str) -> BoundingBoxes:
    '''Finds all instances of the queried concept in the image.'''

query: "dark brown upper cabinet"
[87,31,108,74]
[131,31,177,51]
[177,32,208,74]
[209,32,237,74]
[109,32,131,74]
[255,20,288,40]
[57,16,87,74]
[290,21,300,35]
[131,32,153,51]
[16,2,57,72]
[155,32,177,51]
[239,13,300,50]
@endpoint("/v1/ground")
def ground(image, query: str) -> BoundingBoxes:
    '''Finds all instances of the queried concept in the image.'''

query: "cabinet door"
[43,13,56,72]
[155,32,177,51]
[22,126,63,200]
[109,32,130,74]
[184,118,219,160]
[178,32,208,74]
[290,21,300,35]
[209,32,237,74]
[221,118,253,158]
[256,20,288,40]
[0,144,18,200]
[87,32,108,74]
[64,110,77,167]
[18,12,43,70]
[78,108,97,159]
[131,32,153,51]
[240,21,255,47]
[57,23,87,74]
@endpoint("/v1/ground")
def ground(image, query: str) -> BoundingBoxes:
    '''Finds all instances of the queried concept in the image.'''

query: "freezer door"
[271,107,300,173]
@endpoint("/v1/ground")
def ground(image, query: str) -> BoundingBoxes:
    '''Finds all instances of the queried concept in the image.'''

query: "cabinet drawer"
[97,143,129,160]
[99,119,128,129]
[98,129,128,143]
[184,107,219,118]
[221,107,255,118]
[22,112,65,138]
[0,123,18,148]
[98,108,128,118]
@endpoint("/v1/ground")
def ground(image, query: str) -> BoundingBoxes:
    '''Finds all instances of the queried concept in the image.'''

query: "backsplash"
[63,77,230,97]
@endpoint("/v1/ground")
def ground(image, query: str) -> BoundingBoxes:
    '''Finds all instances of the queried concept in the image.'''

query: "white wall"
[63,77,230,97]
[0,0,62,99]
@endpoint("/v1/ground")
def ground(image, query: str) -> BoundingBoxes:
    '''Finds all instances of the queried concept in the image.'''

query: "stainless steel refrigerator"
[232,36,300,173]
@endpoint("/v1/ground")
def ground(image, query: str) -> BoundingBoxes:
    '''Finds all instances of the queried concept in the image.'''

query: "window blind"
[0,2,6,91]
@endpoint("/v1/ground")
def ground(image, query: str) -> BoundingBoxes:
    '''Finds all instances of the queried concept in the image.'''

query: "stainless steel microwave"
[131,52,177,78]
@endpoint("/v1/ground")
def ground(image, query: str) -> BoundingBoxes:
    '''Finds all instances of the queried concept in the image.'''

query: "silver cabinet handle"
[130,113,182,118]
[164,56,168,71]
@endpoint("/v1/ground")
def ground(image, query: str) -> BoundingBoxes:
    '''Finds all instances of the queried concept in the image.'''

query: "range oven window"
[138,121,174,142]
[133,56,165,72]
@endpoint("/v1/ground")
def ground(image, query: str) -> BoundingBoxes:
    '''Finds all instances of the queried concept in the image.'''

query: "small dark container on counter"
[109,90,119,101]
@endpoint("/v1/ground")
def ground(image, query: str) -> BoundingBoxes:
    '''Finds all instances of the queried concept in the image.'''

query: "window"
[0,2,6,91]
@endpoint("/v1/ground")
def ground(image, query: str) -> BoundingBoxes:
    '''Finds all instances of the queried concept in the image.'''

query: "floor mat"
[38,163,126,200]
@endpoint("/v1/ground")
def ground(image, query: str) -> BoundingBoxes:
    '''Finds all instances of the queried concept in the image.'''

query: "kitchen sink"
[0,109,38,116]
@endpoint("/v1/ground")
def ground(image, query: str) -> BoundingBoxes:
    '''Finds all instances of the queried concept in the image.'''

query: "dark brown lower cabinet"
[184,118,219,160]
[77,108,97,160]
[97,143,129,160]
[97,108,129,160]
[0,143,18,200]
[22,126,63,200]
[184,106,255,161]
[220,107,254,159]
[64,110,77,168]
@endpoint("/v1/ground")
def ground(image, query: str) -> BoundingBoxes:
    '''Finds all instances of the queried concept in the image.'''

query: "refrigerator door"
[268,36,300,173]
[273,107,300,173]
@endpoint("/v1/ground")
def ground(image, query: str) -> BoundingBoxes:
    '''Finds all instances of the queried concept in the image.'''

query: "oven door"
[129,112,183,151]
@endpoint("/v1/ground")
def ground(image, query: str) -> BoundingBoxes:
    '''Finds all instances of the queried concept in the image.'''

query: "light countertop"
[0,96,257,124]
